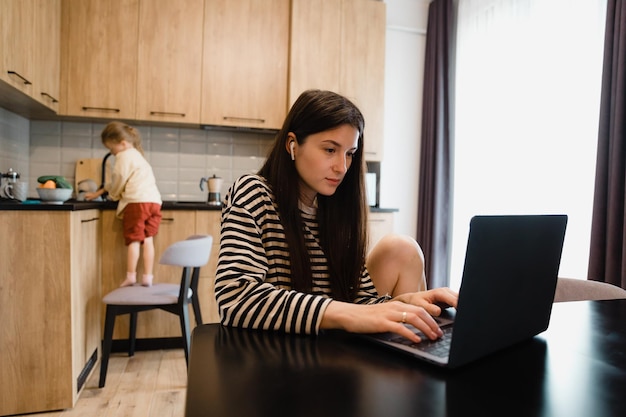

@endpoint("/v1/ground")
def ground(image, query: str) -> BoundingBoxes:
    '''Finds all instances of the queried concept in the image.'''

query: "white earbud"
[290,141,295,160]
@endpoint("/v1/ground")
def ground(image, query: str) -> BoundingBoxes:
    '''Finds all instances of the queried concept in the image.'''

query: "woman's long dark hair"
[258,90,368,301]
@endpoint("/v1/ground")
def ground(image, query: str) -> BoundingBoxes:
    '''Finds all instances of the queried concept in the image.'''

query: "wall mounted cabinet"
[0,0,60,113]
[201,0,290,130]
[289,0,386,161]
[136,0,204,124]
[60,0,139,120]
[5,0,385,156]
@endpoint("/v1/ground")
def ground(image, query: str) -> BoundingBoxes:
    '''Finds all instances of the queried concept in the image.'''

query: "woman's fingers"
[387,302,443,341]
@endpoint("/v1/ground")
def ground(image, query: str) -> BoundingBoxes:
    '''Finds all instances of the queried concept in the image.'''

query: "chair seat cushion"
[103,283,193,305]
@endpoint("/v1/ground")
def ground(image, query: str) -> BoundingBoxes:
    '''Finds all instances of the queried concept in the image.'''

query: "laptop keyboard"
[388,325,454,358]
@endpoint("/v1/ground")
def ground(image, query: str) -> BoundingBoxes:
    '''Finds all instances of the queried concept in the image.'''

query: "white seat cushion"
[103,283,192,305]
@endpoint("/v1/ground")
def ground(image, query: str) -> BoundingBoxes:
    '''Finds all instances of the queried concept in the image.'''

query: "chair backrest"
[160,235,212,267]
[554,277,626,302]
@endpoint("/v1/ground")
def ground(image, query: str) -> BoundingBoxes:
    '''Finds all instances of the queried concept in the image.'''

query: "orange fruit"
[40,180,57,189]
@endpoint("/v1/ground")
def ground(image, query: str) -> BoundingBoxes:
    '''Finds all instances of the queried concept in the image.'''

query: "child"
[86,121,162,287]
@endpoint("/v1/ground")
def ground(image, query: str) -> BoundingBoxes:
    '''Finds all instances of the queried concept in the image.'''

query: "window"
[450,0,608,289]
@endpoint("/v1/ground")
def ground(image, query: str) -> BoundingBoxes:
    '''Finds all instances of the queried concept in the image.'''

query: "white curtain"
[450,0,608,289]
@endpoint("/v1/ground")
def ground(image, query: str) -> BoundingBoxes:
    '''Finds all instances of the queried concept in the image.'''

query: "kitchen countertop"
[0,199,223,211]
[0,198,397,213]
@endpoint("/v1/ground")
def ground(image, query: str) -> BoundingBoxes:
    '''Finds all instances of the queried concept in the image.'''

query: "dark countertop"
[369,206,399,213]
[0,199,223,211]
[0,198,397,213]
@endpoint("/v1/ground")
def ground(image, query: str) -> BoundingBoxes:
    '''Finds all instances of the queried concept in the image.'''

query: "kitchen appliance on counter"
[1,168,20,199]
[199,175,223,207]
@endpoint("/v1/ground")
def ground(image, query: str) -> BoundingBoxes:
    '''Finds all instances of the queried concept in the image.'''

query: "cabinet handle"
[150,111,185,117]
[162,217,175,222]
[82,106,120,113]
[7,70,32,85]
[223,116,265,124]
[369,218,386,222]
[41,91,59,103]
[81,217,100,223]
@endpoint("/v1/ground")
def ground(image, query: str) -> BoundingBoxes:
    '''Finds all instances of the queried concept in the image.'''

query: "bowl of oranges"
[36,176,73,204]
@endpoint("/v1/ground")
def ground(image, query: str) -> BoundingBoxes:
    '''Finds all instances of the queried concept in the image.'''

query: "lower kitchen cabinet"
[368,211,396,251]
[195,210,221,324]
[0,210,101,416]
[100,209,221,341]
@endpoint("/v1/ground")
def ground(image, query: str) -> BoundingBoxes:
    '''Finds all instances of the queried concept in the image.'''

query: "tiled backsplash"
[0,108,274,201]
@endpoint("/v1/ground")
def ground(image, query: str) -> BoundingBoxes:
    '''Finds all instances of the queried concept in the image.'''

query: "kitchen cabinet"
[201,0,290,130]
[368,211,395,251]
[60,0,139,120]
[0,210,101,416]
[289,0,386,161]
[100,209,221,340]
[0,0,60,112]
[136,0,204,124]
[195,210,221,324]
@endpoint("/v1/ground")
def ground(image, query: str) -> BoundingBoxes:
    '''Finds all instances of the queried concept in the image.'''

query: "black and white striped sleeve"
[214,175,333,335]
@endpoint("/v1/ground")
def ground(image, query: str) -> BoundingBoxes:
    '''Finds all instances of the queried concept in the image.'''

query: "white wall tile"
[1,113,275,201]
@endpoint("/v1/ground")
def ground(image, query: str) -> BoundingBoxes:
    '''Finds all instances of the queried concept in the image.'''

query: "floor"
[16,349,187,417]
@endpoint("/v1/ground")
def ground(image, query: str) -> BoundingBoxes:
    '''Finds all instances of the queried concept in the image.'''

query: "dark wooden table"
[185,300,626,417]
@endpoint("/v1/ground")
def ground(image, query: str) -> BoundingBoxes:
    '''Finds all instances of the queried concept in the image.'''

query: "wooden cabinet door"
[136,0,204,123]
[288,0,342,105]
[70,210,101,401]
[368,211,395,251]
[0,0,35,97]
[195,210,221,323]
[201,0,289,130]
[289,0,386,161]
[60,0,139,119]
[341,0,386,161]
[33,0,61,111]
[0,211,73,415]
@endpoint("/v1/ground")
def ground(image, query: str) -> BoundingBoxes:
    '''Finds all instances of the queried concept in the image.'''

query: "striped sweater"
[215,174,387,335]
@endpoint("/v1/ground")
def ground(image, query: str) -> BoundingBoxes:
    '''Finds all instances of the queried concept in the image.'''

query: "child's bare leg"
[141,236,155,286]
[366,234,428,297]
[121,241,141,287]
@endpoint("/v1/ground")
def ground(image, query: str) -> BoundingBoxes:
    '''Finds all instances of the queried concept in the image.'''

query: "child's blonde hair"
[101,121,145,155]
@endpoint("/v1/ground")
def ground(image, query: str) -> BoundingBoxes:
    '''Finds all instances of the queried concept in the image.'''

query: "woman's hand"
[320,288,459,343]
[320,300,445,343]
[393,287,459,317]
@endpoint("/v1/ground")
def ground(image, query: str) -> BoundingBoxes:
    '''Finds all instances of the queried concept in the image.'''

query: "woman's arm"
[215,176,333,335]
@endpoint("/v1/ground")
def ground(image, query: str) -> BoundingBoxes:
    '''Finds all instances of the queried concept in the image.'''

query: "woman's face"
[289,124,359,206]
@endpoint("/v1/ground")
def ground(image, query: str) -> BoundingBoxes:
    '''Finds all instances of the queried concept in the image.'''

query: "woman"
[215,90,457,343]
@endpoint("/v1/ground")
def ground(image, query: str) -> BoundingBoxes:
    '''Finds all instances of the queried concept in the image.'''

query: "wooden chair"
[98,234,212,388]
[554,277,626,302]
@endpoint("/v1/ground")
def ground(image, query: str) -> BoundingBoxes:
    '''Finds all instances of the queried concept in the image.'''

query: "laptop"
[363,214,568,368]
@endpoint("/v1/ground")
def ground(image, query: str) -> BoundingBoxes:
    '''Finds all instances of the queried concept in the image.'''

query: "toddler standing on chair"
[86,121,162,287]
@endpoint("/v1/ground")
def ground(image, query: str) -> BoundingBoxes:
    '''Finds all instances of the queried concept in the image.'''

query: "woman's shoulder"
[227,174,274,206]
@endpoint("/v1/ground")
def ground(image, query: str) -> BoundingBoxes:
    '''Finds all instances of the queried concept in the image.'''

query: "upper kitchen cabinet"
[136,0,204,124]
[33,0,61,111]
[289,0,386,161]
[0,0,60,113]
[60,0,139,120]
[201,0,289,130]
